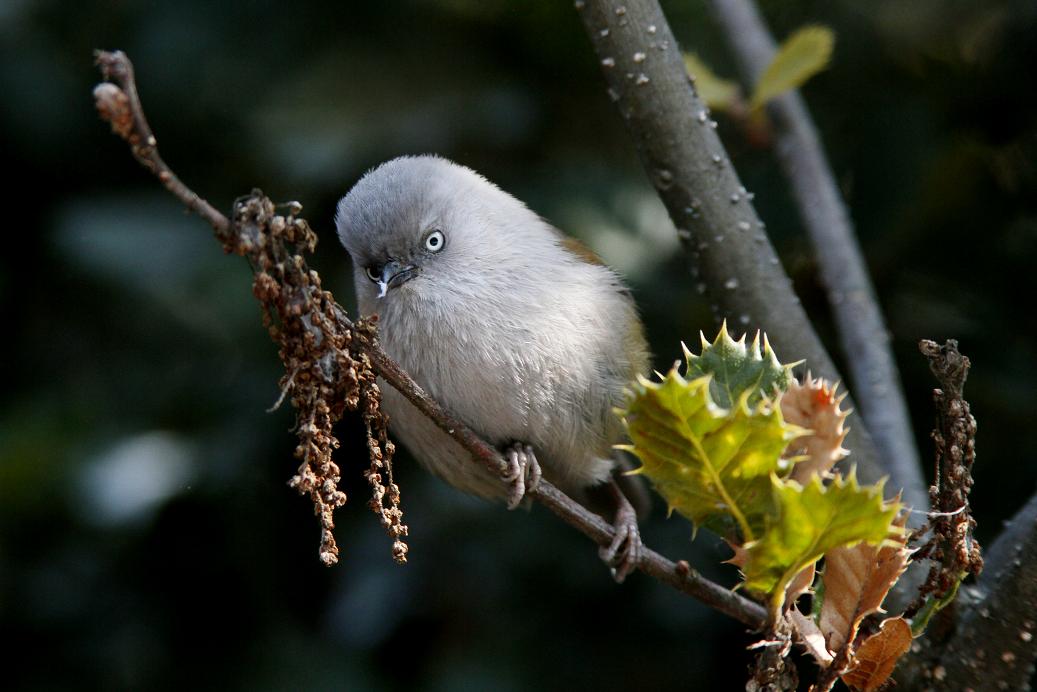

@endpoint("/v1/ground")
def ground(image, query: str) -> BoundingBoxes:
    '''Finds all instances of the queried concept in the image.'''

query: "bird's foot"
[503,442,542,510]
[598,481,643,583]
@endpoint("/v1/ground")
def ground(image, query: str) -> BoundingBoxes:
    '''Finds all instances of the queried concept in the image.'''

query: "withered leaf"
[785,562,816,608]
[841,616,912,691]
[789,607,833,665]
[782,372,850,484]
[819,515,910,651]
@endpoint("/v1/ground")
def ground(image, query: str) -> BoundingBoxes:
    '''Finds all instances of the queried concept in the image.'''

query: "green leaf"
[750,25,835,110]
[683,321,795,409]
[619,366,802,541]
[910,575,964,637]
[683,53,741,111]
[742,472,901,614]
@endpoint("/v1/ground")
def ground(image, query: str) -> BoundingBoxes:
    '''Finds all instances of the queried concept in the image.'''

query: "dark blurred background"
[3,0,1036,689]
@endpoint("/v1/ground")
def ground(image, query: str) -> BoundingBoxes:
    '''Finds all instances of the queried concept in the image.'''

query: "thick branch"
[573,0,901,500]
[936,491,1037,689]
[705,0,926,515]
[93,49,767,631]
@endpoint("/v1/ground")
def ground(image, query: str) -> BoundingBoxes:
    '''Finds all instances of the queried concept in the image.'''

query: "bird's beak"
[377,260,419,298]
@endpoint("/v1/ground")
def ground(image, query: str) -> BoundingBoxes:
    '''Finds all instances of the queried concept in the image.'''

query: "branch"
[900,340,1028,690]
[704,0,926,510]
[92,49,767,630]
[93,53,229,237]
[573,0,903,502]
[934,491,1037,690]
[363,337,766,626]
[904,340,982,620]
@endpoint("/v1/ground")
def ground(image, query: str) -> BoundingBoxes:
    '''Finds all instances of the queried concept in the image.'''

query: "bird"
[335,155,650,581]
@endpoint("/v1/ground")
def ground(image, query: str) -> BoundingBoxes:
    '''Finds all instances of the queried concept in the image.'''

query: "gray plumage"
[336,155,649,502]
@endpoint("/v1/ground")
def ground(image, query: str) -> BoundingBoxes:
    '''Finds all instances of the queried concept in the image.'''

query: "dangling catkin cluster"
[233,192,408,566]
[94,58,409,567]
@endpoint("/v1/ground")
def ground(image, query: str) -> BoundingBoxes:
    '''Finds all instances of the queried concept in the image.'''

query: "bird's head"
[336,155,539,312]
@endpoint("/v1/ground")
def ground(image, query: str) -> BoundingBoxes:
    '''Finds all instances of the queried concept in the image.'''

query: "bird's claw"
[598,496,642,583]
[503,442,542,510]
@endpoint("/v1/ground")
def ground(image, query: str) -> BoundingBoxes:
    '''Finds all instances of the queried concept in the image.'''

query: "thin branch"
[904,340,982,619]
[898,340,1026,691]
[361,336,766,626]
[93,49,767,630]
[573,0,896,499]
[704,0,926,511]
[93,51,229,237]
[934,491,1037,690]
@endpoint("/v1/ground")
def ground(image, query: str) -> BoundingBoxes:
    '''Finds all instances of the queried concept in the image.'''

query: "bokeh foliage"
[2,0,1036,689]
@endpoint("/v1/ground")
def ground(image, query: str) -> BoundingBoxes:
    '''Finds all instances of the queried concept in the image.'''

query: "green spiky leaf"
[742,472,901,614]
[750,25,835,110]
[683,52,741,111]
[683,322,795,409]
[619,367,803,541]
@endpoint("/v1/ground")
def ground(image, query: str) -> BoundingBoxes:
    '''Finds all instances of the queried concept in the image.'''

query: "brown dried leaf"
[789,608,834,665]
[819,514,911,651]
[841,616,912,691]
[782,372,850,483]
[785,562,816,607]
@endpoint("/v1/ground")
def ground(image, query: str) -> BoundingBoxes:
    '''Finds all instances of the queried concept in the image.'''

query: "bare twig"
[92,49,767,629]
[905,340,982,617]
[704,0,926,511]
[895,339,989,688]
[572,0,892,498]
[94,51,229,237]
[935,491,1037,691]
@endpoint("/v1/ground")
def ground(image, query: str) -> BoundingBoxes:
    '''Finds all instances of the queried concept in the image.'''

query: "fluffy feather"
[336,155,649,499]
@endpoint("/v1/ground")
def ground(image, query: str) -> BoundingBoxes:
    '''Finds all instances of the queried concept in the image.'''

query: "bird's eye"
[365,266,381,283]
[424,230,445,252]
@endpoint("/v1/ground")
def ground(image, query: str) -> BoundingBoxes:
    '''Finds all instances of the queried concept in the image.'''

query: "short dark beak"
[380,260,419,292]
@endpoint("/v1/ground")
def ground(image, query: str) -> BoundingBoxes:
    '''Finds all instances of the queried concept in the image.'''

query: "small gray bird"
[336,155,649,580]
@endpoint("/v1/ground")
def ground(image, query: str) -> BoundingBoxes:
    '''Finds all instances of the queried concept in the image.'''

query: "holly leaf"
[750,25,835,110]
[789,607,834,665]
[841,617,913,691]
[742,472,901,613]
[781,372,850,483]
[785,562,816,608]
[683,321,795,409]
[683,53,741,112]
[819,512,912,651]
[619,366,802,541]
